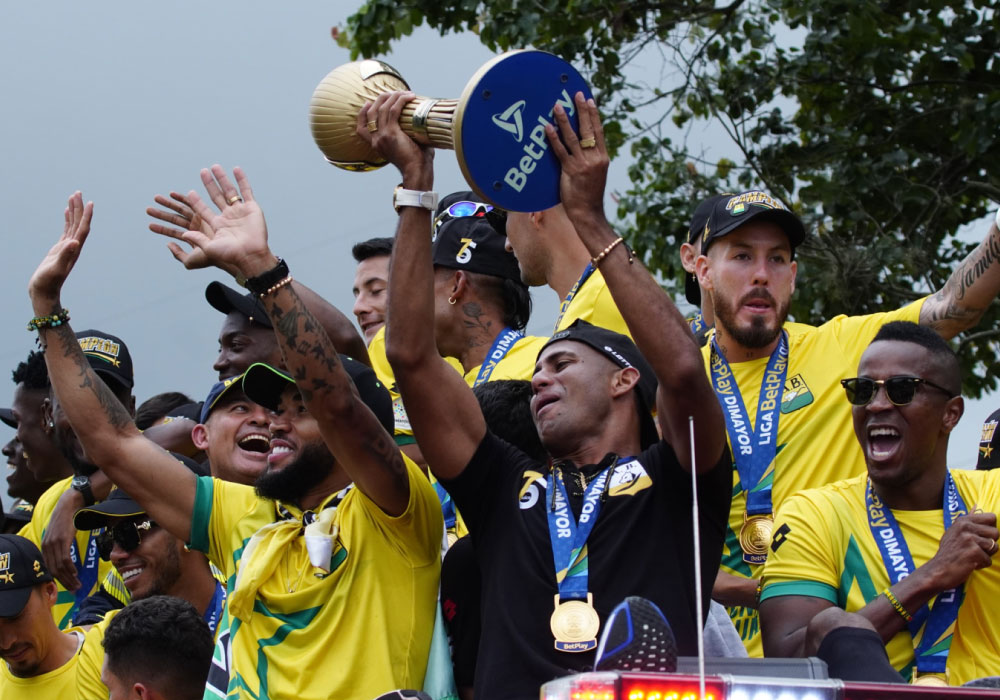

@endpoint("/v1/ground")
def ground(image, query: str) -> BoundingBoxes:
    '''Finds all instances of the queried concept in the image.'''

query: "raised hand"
[544,91,609,223]
[29,191,93,306]
[356,91,434,188]
[147,191,243,276]
[924,511,999,590]
[180,165,276,279]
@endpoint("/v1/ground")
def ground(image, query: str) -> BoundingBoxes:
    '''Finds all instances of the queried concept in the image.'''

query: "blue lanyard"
[473,327,525,387]
[433,479,457,531]
[70,533,100,609]
[866,473,968,673]
[688,312,707,336]
[709,332,789,515]
[552,263,595,333]
[546,460,617,601]
[204,581,227,635]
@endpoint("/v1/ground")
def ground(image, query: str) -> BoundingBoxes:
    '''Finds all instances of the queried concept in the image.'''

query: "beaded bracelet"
[27,308,70,331]
[591,236,634,267]
[882,588,912,623]
[260,276,293,298]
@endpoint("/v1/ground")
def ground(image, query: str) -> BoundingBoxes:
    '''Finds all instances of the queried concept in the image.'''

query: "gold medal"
[739,512,773,565]
[912,672,948,687]
[550,593,599,652]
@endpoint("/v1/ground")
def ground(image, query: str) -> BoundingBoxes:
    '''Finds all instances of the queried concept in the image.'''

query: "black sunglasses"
[95,519,156,561]
[840,376,956,407]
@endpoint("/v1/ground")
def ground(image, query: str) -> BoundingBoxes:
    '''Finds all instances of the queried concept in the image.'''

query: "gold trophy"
[308,51,592,211]
[309,59,459,172]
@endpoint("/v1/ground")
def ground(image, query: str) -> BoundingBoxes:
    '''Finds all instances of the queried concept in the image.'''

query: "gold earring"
[448,296,457,305]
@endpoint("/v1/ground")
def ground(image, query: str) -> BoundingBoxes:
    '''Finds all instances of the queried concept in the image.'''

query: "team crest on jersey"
[608,459,652,497]
[518,470,547,510]
[391,397,411,432]
[780,373,813,414]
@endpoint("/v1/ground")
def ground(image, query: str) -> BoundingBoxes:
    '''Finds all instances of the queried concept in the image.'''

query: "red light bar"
[619,672,725,700]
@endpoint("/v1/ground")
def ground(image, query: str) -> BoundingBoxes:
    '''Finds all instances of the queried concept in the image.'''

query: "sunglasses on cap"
[433,201,494,232]
[95,519,156,561]
[840,376,956,407]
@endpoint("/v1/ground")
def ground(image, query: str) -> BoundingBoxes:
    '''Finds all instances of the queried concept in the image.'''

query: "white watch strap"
[394,188,439,211]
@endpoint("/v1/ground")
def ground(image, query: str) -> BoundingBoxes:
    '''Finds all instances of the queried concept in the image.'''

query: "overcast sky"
[0,2,992,509]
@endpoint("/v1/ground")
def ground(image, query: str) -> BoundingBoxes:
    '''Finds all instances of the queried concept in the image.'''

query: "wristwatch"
[393,186,438,213]
[71,474,96,507]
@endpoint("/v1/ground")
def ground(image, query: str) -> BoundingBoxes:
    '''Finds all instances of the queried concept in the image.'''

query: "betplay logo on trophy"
[309,50,593,212]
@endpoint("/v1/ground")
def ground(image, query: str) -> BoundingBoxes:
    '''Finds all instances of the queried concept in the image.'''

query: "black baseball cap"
[540,320,659,449]
[699,190,805,256]
[0,408,15,429]
[432,217,521,283]
[205,281,272,329]
[242,359,394,434]
[977,408,1000,470]
[0,534,54,617]
[76,330,134,391]
[199,373,247,424]
[73,453,208,531]
[684,193,733,307]
[3,500,33,530]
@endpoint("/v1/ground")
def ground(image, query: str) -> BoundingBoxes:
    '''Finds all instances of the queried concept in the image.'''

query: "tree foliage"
[342,0,1000,395]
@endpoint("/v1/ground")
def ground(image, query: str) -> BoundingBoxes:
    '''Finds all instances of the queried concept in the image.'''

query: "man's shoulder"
[33,476,75,516]
[780,474,867,522]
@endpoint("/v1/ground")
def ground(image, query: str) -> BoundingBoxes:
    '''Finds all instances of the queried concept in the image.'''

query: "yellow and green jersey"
[0,624,106,697]
[18,476,114,629]
[189,453,442,700]
[701,300,924,655]
[761,470,1000,685]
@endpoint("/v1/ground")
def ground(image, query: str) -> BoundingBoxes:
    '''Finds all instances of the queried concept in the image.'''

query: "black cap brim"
[709,208,806,253]
[242,363,294,412]
[74,494,146,531]
[0,408,15,430]
[0,586,33,617]
[205,281,272,329]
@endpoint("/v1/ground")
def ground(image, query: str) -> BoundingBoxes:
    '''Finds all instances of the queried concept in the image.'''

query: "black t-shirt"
[442,431,732,700]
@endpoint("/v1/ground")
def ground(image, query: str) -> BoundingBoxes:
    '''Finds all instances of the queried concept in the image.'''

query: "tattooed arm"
[920,218,1000,340]
[28,192,197,541]
[182,167,409,516]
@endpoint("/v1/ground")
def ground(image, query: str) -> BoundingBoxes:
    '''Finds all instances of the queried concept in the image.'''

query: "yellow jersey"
[761,470,1000,685]
[188,454,442,700]
[554,266,631,337]
[702,300,924,655]
[0,624,106,698]
[18,477,113,629]
[462,335,549,386]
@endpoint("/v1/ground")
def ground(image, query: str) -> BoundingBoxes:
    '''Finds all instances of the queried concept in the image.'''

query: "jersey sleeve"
[759,489,841,604]
[189,476,258,578]
[75,623,110,698]
[826,298,925,366]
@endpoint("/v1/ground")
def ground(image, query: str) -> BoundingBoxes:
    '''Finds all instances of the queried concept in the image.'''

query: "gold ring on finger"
[227,194,242,205]
[367,120,378,133]
[579,137,597,149]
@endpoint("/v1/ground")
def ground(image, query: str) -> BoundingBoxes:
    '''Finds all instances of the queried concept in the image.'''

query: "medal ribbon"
[709,332,789,515]
[688,312,707,336]
[473,327,525,387]
[70,532,101,610]
[552,263,595,333]
[866,472,968,674]
[203,580,227,635]
[546,461,615,601]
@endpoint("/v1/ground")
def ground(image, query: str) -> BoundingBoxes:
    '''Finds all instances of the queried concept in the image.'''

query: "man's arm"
[148,189,370,365]
[761,510,998,657]
[181,167,410,515]
[546,93,725,473]
[28,192,197,541]
[359,91,487,481]
[920,217,1000,340]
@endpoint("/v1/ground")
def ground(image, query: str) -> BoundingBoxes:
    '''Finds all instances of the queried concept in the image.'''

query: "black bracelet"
[245,258,289,297]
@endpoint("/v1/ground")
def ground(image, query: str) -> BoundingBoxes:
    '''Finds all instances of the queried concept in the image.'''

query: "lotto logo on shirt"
[780,374,813,414]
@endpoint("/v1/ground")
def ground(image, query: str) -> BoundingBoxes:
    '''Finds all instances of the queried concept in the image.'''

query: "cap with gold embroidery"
[0,534,53,617]
[977,408,1000,471]
[76,329,134,391]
